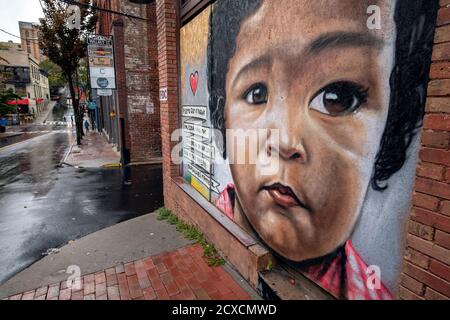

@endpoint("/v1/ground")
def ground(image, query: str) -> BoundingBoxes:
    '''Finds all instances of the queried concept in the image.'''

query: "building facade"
[94,0,162,164]
[155,0,450,300]
[0,41,50,114]
[18,21,46,63]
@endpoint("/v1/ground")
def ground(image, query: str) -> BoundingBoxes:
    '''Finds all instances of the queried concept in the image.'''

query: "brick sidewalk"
[3,244,252,300]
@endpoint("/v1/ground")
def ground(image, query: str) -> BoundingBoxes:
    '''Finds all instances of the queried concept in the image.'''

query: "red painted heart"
[189,71,199,96]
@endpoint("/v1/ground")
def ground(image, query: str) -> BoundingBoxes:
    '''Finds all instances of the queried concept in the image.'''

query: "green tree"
[40,59,66,88]
[0,89,19,117]
[38,0,97,145]
[76,58,89,102]
[78,59,89,92]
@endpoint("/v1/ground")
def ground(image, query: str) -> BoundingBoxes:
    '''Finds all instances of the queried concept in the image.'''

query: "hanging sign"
[97,89,113,96]
[88,35,116,89]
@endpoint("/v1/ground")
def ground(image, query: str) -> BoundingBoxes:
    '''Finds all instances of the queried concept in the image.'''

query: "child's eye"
[309,82,368,116]
[243,83,268,105]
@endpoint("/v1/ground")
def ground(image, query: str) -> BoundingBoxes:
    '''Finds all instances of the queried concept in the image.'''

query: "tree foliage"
[40,59,65,88]
[77,58,88,90]
[0,89,20,116]
[38,0,97,144]
[77,58,90,101]
[38,0,97,80]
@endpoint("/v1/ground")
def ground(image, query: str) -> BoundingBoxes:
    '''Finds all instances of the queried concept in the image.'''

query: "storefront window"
[1,66,31,84]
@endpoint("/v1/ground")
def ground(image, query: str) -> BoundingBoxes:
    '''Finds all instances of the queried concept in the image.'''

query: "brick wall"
[400,0,450,300]
[156,0,180,184]
[112,18,127,151]
[97,0,161,163]
[121,1,162,162]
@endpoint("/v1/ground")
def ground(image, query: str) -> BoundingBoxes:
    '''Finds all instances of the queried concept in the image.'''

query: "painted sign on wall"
[179,0,438,299]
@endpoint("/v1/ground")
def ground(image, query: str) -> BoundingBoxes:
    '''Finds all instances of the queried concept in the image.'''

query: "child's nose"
[266,126,307,163]
[268,139,307,162]
[266,97,308,162]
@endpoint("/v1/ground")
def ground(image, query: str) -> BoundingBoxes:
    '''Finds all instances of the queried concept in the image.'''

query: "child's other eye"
[309,82,369,116]
[243,83,268,105]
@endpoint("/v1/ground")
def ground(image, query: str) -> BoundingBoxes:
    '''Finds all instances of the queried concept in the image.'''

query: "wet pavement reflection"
[0,129,163,284]
[0,103,73,149]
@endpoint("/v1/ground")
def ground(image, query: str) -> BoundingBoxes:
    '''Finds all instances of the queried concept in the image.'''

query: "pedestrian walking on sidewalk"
[84,119,90,133]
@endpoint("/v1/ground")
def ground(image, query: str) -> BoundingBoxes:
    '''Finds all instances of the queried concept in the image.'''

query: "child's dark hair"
[207,0,438,191]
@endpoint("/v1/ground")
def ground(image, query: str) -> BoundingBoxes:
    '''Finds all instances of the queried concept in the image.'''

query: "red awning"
[6,98,29,106]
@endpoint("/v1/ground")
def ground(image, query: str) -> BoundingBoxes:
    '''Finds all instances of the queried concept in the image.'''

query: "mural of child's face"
[224,0,396,261]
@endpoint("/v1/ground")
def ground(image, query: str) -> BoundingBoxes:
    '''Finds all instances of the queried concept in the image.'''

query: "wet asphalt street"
[0,107,163,285]
[0,104,72,149]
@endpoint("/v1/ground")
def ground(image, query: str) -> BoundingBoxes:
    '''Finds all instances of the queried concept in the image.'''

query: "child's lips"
[263,183,307,209]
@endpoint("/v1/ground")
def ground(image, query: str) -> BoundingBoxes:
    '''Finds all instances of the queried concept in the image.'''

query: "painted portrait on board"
[180,0,438,299]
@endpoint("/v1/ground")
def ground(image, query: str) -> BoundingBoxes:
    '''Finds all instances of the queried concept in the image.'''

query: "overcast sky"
[0,0,44,42]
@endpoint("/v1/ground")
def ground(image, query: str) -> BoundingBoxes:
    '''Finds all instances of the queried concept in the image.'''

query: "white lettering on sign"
[88,35,113,46]
[184,136,214,159]
[187,164,220,193]
[97,89,113,96]
[182,105,208,120]
[183,148,211,173]
[88,35,116,89]
[160,88,168,102]
[183,122,210,140]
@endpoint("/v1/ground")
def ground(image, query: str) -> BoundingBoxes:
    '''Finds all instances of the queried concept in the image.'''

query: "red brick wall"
[400,0,450,300]
[112,19,128,152]
[97,0,162,162]
[156,0,180,185]
[121,1,162,162]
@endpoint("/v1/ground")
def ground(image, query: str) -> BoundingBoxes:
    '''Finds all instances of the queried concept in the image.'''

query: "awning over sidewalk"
[6,98,29,106]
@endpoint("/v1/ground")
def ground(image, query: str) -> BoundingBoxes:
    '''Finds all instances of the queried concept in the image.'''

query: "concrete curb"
[101,163,122,168]
[128,158,163,166]
[60,139,76,167]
